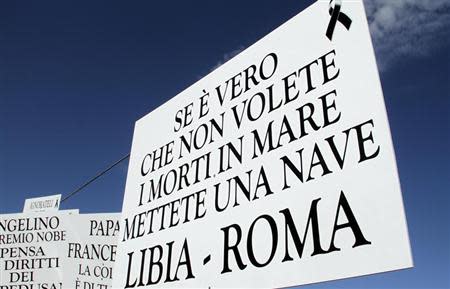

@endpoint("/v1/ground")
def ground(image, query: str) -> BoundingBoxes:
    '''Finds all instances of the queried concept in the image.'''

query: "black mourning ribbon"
[326,0,352,40]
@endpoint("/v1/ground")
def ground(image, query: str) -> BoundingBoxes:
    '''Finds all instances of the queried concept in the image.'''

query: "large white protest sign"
[23,194,61,213]
[64,214,120,289]
[0,212,73,289]
[113,0,412,287]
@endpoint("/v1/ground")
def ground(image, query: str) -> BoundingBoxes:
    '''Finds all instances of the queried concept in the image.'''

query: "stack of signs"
[0,211,72,289]
[64,214,120,289]
[0,196,121,289]
[113,0,412,288]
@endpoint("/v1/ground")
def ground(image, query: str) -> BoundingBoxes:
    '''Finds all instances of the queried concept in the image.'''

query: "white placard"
[113,1,412,288]
[0,212,73,289]
[23,194,61,213]
[64,213,120,289]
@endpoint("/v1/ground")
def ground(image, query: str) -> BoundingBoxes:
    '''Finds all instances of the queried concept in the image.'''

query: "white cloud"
[365,0,450,70]
[211,46,245,72]
[210,1,449,73]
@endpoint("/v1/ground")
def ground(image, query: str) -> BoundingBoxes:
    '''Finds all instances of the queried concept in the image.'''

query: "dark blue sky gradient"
[1,1,449,288]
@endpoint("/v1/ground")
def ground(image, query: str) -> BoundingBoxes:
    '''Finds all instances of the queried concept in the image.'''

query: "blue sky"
[1,0,449,288]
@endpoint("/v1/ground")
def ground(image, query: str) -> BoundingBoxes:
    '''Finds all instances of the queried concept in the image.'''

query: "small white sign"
[61,209,79,215]
[23,194,61,213]
[113,0,412,288]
